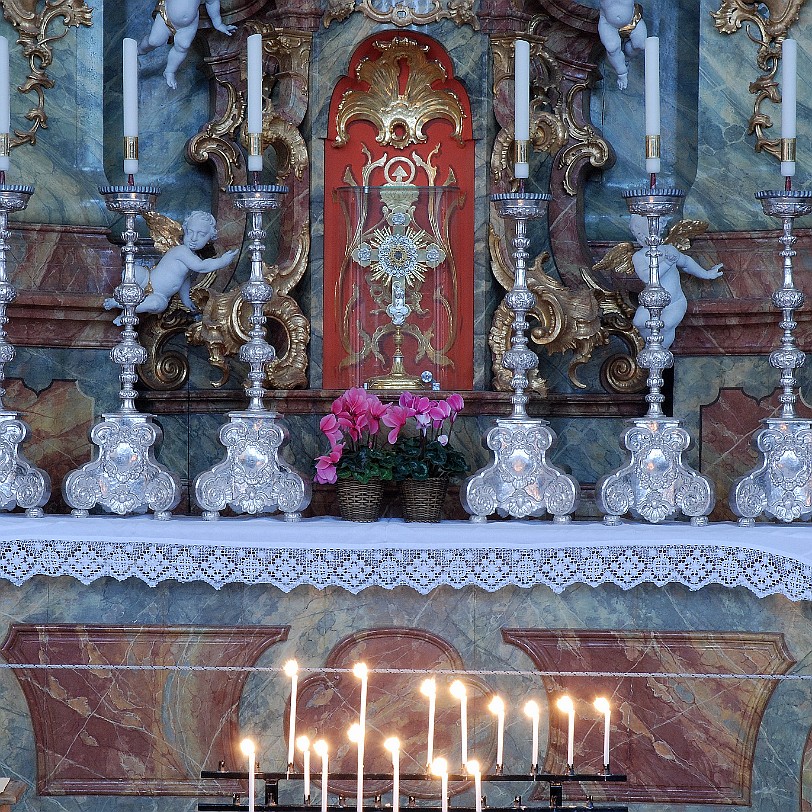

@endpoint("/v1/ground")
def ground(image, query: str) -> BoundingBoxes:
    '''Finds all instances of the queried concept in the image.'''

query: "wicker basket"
[336,478,384,522]
[401,477,449,523]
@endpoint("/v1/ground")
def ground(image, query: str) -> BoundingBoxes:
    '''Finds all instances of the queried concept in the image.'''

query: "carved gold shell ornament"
[334,38,466,149]
[323,0,478,30]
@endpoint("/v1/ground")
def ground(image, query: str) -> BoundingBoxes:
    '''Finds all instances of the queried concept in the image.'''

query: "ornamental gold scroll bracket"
[323,0,478,30]
[0,0,92,150]
[712,0,807,161]
[334,37,466,149]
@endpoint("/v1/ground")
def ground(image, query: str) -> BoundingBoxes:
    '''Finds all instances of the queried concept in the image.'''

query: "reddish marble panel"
[502,629,794,805]
[294,629,495,797]
[1,624,289,795]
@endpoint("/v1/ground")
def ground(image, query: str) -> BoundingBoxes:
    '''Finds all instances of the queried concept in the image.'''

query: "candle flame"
[384,737,400,753]
[488,695,505,715]
[420,677,436,697]
[465,760,480,775]
[450,679,467,699]
[594,697,611,715]
[353,662,368,679]
[313,739,328,757]
[556,695,574,713]
[430,757,448,777]
[240,738,255,756]
[297,735,311,752]
[347,723,362,743]
[284,660,299,677]
[524,700,540,718]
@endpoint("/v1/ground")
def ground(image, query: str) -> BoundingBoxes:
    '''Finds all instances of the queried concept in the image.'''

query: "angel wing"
[592,241,635,276]
[665,219,709,252]
[143,211,183,254]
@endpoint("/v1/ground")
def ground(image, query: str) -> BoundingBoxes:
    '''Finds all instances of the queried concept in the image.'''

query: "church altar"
[1,514,809,598]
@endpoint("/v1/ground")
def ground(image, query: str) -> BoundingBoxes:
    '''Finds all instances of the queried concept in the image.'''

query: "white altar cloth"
[0,515,809,598]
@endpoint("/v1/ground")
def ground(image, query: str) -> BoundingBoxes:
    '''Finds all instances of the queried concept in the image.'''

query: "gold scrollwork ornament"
[324,0,477,29]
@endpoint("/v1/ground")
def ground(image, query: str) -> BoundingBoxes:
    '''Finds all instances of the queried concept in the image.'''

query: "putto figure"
[139,0,237,88]
[104,211,239,326]
[599,0,647,90]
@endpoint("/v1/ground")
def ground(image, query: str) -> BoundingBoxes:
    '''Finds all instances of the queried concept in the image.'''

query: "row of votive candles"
[238,662,616,812]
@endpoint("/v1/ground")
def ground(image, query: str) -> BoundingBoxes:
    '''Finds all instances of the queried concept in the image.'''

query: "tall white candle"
[285,660,299,769]
[313,740,328,812]
[514,39,530,179]
[782,38,798,177]
[298,736,311,803]
[556,696,575,769]
[421,678,437,769]
[246,33,263,172]
[524,700,540,772]
[122,38,139,176]
[431,758,448,812]
[466,761,482,812]
[348,723,363,812]
[385,738,400,812]
[594,698,611,770]
[240,739,256,812]
[644,37,661,175]
[353,662,368,788]
[0,36,9,173]
[488,696,505,770]
[450,680,468,767]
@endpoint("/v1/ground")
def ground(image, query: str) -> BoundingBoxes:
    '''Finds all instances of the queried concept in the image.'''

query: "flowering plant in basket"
[314,388,396,484]
[387,392,468,481]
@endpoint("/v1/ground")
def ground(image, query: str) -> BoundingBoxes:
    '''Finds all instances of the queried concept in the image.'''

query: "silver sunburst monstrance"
[461,192,579,522]
[0,184,50,516]
[193,185,311,521]
[596,188,714,525]
[730,189,812,525]
[63,185,181,519]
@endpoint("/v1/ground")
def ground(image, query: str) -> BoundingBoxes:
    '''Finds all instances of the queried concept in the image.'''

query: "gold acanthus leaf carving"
[712,0,807,161]
[324,0,478,30]
[334,38,466,149]
[1,0,93,150]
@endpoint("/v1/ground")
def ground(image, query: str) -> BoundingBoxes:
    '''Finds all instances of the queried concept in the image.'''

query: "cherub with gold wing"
[103,210,238,327]
[593,215,723,349]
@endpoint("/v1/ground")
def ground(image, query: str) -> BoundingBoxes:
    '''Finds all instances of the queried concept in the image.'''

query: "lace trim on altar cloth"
[1,535,811,598]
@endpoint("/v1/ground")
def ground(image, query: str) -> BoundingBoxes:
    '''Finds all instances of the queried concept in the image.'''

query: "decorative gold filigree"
[0,0,92,150]
[334,38,466,149]
[712,0,807,161]
[324,0,477,29]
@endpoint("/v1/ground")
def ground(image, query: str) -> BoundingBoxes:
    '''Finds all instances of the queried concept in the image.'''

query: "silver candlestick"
[597,188,714,525]
[730,188,812,525]
[193,185,311,521]
[0,185,50,517]
[63,185,181,519]
[462,192,579,522]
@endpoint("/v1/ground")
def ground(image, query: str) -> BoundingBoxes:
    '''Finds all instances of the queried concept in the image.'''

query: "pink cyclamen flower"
[438,434,449,446]
[365,394,389,436]
[382,405,413,444]
[314,443,344,484]
[429,399,451,428]
[319,413,343,446]
[447,393,464,414]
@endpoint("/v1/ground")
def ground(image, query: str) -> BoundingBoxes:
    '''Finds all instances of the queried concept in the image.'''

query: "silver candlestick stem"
[63,185,181,519]
[194,185,311,521]
[462,192,579,522]
[0,185,50,516]
[730,188,812,525]
[597,188,714,525]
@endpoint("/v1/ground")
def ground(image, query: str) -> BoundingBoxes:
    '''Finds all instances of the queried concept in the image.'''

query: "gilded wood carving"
[323,0,477,30]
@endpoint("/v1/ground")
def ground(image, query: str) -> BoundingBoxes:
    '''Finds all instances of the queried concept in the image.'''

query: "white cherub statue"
[599,0,647,90]
[139,0,237,89]
[104,211,239,326]
[629,214,723,348]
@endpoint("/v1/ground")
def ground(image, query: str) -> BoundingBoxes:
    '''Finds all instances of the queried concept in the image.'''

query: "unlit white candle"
[313,740,328,812]
[514,39,530,179]
[122,38,139,176]
[524,701,540,771]
[385,738,400,812]
[489,696,505,770]
[594,698,611,769]
[782,38,798,176]
[644,37,660,175]
[450,680,468,766]
[285,661,299,768]
[556,696,575,768]
[246,33,263,172]
[298,736,311,803]
[421,678,437,768]
[466,761,482,812]
[240,739,256,812]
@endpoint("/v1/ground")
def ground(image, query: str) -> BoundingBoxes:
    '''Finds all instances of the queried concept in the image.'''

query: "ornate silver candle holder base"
[64,185,180,519]
[462,192,579,522]
[730,189,812,525]
[194,185,311,521]
[597,188,714,525]
[0,184,51,516]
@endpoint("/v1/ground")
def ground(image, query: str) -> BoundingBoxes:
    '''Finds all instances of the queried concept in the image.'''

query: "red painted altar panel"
[323,31,475,390]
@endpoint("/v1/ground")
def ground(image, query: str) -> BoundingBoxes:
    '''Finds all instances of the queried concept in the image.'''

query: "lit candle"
[122,38,139,176]
[348,723,363,812]
[488,696,505,772]
[514,39,530,179]
[240,739,256,812]
[524,700,540,772]
[782,38,798,177]
[246,33,263,172]
[313,740,329,812]
[353,662,368,795]
[594,698,611,771]
[0,37,9,173]
[384,738,400,812]
[285,660,299,769]
[421,678,437,769]
[466,760,482,812]
[450,680,468,767]
[431,758,448,812]
[644,36,660,176]
[298,736,311,804]
[556,696,575,770]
